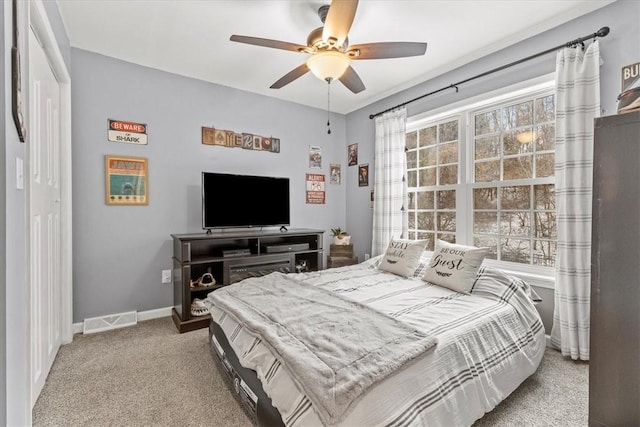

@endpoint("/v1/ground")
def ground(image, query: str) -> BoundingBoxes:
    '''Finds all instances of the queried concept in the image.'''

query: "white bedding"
[206,257,545,427]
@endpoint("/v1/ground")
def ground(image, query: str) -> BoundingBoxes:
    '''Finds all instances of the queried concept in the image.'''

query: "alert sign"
[108,119,148,145]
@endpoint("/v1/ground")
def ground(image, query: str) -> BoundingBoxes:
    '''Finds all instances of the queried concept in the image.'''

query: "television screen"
[202,172,290,229]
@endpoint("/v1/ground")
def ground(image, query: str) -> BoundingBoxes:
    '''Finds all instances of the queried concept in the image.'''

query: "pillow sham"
[379,238,427,278]
[422,240,488,294]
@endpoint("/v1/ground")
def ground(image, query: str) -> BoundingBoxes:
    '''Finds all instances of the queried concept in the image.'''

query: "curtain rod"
[369,26,610,120]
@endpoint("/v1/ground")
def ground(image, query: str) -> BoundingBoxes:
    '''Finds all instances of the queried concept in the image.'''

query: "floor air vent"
[83,311,138,334]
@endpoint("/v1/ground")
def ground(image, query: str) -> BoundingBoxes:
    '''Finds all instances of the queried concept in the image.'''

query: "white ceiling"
[55,0,614,114]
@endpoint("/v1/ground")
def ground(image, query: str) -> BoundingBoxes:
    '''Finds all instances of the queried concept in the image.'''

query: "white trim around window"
[407,73,556,288]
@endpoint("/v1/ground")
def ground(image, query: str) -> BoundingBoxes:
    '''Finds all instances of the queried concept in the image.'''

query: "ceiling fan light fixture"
[306,51,351,81]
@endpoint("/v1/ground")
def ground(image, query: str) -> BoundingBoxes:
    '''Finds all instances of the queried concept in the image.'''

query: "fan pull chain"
[326,78,332,135]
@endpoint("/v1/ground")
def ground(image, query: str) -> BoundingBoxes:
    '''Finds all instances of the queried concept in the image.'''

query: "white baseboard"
[545,334,552,348]
[72,306,173,335]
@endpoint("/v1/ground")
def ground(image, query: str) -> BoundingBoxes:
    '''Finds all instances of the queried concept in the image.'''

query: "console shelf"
[171,228,324,333]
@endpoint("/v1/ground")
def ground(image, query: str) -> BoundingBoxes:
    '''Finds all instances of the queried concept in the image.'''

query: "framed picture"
[348,143,358,166]
[358,163,369,187]
[105,155,149,205]
[11,0,26,143]
[309,145,322,168]
[330,163,341,184]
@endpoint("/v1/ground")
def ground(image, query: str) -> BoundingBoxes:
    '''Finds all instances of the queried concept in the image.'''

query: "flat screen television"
[202,172,290,230]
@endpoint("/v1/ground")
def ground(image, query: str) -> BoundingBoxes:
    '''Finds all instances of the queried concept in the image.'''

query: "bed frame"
[209,320,284,427]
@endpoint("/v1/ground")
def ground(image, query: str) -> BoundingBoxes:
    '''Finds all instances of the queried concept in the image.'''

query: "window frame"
[406,75,556,289]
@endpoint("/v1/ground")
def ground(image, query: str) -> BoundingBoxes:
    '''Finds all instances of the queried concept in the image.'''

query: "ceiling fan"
[229,0,428,94]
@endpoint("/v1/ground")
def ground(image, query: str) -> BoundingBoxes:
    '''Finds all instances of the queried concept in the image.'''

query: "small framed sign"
[105,155,148,205]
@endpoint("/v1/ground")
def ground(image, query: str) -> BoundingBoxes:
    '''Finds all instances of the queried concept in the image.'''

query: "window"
[407,87,556,269]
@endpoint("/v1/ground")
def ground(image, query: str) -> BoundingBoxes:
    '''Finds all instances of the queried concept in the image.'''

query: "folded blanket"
[207,272,438,425]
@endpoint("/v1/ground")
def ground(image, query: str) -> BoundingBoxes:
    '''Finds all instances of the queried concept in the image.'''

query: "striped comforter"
[207,257,545,427]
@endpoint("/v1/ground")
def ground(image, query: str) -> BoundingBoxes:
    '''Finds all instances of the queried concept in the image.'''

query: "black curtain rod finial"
[597,27,610,37]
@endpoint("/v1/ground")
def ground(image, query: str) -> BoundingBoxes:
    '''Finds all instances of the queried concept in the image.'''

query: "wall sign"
[105,155,148,205]
[305,174,325,204]
[108,119,148,145]
[202,126,280,153]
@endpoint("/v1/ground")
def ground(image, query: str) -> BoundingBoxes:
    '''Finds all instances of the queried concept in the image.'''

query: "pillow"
[422,240,488,294]
[378,238,427,278]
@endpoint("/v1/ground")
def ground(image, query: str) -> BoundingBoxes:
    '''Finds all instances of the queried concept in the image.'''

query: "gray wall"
[345,0,640,332]
[1,2,7,423]
[71,49,347,322]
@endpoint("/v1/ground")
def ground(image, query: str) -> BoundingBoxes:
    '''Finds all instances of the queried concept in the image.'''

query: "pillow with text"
[379,238,427,278]
[422,240,488,293]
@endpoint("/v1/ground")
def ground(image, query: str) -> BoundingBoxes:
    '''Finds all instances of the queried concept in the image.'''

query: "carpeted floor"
[33,317,588,426]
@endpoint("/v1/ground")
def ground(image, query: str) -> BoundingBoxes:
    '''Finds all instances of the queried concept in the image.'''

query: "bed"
[203,252,545,427]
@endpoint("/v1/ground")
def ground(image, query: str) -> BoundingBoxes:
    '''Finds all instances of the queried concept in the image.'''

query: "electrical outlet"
[364,253,371,260]
[161,269,172,283]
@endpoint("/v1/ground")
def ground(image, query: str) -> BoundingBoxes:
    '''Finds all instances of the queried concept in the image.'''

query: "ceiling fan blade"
[230,35,308,53]
[339,66,365,94]
[347,42,428,60]
[322,0,359,48]
[270,63,310,89]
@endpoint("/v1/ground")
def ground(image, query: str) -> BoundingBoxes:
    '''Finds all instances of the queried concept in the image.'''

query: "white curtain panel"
[372,109,408,256]
[550,41,600,361]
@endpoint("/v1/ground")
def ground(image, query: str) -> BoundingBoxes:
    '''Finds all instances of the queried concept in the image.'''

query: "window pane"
[536,153,554,178]
[501,212,531,237]
[476,160,500,182]
[419,146,437,166]
[437,190,456,209]
[437,233,456,243]
[500,238,531,263]
[475,110,500,135]
[409,91,555,268]
[535,95,555,123]
[406,131,418,150]
[534,212,557,239]
[501,186,530,209]
[533,240,556,267]
[407,170,417,187]
[534,184,555,210]
[504,130,533,156]
[419,126,436,147]
[439,120,458,143]
[474,187,498,209]
[408,211,415,229]
[535,124,555,152]
[406,150,417,169]
[474,212,498,234]
[417,211,434,230]
[419,168,436,186]
[475,135,500,160]
[408,192,416,209]
[417,191,434,209]
[420,233,435,250]
[439,141,458,164]
[438,212,456,232]
[502,100,533,130]
[439,165,458,185]
[503,156,533,180]
[474,235,498,259]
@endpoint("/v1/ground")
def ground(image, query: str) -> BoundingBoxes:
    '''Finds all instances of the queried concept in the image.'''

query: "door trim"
[28,0,72,346]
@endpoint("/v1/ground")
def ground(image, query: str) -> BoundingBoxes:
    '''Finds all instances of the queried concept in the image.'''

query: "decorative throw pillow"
[378,238,427,278]
[422,240,488,294]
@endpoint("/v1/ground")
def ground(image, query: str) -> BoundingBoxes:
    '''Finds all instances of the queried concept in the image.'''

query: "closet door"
[590,111,640,426]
